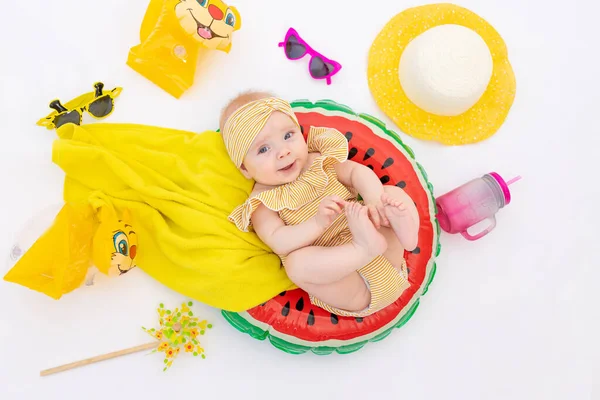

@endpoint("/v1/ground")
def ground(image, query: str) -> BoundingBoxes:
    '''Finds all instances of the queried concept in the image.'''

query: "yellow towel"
[51,122,294,311]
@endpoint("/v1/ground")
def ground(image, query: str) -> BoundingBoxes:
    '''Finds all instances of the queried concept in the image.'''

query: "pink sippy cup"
[435,172,521,241]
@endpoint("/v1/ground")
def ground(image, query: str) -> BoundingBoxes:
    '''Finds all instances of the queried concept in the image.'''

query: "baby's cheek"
[260,159,276,174]
[248,161,269,179]
[245,158,259,173]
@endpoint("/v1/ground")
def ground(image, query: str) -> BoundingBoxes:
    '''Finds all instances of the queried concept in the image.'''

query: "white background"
[1,1,598,399]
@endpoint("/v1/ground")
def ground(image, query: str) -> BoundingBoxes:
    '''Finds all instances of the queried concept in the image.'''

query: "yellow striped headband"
[222,97,300,168]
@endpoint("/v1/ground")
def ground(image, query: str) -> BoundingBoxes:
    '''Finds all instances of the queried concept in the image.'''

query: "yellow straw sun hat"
[367,3,516,145]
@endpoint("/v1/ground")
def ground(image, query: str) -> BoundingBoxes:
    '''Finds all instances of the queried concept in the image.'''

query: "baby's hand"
[315,195,346,229]
[365,201,389,229]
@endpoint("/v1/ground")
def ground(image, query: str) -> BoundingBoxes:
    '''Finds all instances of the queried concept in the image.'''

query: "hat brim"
[367,3,516,145]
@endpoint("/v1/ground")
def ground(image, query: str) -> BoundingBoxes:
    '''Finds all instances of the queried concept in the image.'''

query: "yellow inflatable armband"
[127,0,242,98]
[4,204,138,299]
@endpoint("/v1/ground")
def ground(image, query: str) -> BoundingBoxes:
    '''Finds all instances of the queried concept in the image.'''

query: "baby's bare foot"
[381,193,407,210]
[382,193,419,250]
[345,202,387,258]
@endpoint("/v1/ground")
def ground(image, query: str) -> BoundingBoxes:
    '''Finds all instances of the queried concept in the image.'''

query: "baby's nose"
[278,148,291,158]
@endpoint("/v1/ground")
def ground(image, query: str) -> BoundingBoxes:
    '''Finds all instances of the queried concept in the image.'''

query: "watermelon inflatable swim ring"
[222,100,441,355]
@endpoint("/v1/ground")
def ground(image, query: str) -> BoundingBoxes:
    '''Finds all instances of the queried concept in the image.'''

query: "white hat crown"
[398,24,493,116]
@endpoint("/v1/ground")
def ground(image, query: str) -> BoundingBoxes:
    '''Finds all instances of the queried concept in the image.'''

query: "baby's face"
[240,111,308,186]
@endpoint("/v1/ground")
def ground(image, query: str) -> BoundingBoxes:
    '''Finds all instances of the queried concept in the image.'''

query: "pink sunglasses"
[278,27,342,85]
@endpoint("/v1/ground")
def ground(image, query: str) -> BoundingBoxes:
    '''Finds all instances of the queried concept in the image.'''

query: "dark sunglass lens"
[285,35,307,59]
[88,95,113,118]
[309,56,334,78]
[54,110,81,128]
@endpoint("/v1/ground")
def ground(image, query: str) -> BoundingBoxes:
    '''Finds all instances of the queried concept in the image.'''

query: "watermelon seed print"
[382,158,394,169]
[396,181,407,188]
[282,301,290,316]
[363,148,375,161]
[349,147,358,159]
[307,310,315,326]
[296,297,304,311]
[355,317,364,323]
[330,313,339,325]
[279,291,287,296]
[412,247,421,254]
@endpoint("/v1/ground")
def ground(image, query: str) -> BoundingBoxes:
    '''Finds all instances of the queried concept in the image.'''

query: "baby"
[221,91,420,317]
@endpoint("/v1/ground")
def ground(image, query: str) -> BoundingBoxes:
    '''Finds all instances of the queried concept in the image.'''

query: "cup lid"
[488,172,512,205]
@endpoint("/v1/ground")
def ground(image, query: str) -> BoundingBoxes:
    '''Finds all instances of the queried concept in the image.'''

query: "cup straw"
[506,176,522,186]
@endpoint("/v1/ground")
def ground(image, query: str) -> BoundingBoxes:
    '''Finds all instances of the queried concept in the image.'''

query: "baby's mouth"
[279,161,296,171]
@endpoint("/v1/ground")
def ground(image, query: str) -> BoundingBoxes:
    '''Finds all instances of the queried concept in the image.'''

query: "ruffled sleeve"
[228,127,349,232]
[228,197,265,232]
[307,126,348,162]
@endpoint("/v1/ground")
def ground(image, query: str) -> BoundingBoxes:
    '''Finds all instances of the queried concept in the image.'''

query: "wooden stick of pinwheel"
[40,301,212,376]
[40,341,159,376]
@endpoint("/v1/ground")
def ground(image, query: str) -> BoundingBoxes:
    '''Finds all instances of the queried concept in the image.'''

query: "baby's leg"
[284,202,387,286]
[381,186,420,251]
[379,225,409,275]
[294,271,371,313]
[296,227,408,314]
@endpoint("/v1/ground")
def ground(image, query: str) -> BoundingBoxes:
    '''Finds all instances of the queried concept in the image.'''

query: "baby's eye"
[258,146,269,154]
[284,132,293,140]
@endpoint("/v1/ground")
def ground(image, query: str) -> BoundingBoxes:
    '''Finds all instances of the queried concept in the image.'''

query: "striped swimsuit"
[229,127,409,317]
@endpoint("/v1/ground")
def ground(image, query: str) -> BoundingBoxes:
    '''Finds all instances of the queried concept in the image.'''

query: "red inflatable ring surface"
[222,99,440,354]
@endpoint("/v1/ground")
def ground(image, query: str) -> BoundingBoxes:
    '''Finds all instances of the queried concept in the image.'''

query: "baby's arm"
[251,195,345,256]
[251,205,325,257]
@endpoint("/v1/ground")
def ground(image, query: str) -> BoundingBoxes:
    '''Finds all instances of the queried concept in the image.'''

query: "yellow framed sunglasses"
[37,82,123,130]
